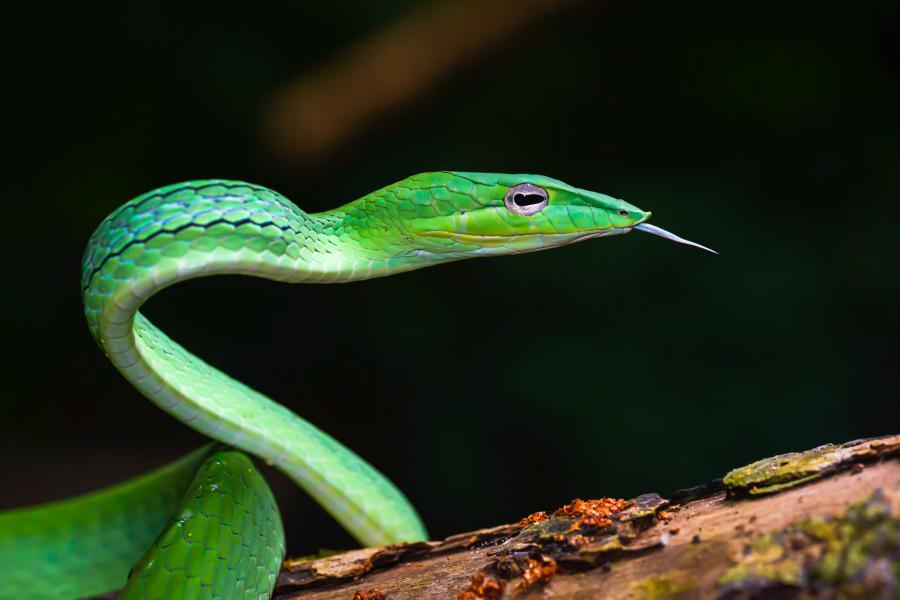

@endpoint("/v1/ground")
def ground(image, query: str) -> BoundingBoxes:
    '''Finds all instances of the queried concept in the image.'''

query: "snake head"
[398,172,715,258]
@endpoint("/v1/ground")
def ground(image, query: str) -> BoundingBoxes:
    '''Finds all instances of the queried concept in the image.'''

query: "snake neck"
[79,180,427,545]
[82,180,419,336]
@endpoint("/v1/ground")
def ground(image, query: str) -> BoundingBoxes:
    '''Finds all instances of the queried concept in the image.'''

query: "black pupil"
[514,192,545,207]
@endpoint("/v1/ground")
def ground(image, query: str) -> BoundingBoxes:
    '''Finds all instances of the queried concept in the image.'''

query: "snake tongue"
[633,223,718,254]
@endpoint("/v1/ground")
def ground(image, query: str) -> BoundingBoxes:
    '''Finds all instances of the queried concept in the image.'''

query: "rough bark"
[273,435,900,600]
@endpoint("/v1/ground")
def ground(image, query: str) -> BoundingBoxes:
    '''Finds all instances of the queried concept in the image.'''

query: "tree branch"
[273,435,900,599]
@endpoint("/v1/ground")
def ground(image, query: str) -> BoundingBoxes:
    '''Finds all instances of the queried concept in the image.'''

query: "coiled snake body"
[0,172,712,599]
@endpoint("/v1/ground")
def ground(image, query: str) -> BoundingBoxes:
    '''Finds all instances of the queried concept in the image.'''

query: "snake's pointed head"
[335,172,715,273]
[407,172,652,256]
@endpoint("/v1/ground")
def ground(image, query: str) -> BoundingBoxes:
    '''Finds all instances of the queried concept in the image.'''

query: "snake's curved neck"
[81,180,426,546]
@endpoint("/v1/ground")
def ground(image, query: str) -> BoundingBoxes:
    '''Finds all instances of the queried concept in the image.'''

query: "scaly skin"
[0,172,701,599]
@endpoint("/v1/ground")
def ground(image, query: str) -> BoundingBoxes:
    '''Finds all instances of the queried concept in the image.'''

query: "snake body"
[0,172,709,599]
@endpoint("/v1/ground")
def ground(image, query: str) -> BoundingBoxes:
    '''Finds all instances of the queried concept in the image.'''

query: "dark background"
[3,0,898,554]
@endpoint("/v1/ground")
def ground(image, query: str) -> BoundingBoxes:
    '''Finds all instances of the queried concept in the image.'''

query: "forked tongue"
[634,223,718,254]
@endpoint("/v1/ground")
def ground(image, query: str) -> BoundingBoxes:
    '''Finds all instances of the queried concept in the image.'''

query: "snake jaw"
[415,227,632,254]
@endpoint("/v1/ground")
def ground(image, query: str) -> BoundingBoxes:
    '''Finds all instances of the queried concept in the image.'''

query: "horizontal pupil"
[514,193,545,207]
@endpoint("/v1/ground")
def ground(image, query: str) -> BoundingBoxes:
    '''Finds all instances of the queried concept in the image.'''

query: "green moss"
[717,490,900,596]
[719,558,803,588]
[629,573,696,599]
[723,444,841,496]
[803,490,899,586]
[719,532,802,587]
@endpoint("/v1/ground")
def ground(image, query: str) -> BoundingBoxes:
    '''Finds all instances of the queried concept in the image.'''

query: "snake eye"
[617,209,629,216]
[504,183,548,216]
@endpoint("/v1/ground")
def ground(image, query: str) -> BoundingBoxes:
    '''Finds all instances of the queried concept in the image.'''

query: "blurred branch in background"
[261,0,593,164]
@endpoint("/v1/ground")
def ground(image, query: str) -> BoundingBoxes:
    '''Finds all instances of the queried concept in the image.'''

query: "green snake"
[0,172,712,599]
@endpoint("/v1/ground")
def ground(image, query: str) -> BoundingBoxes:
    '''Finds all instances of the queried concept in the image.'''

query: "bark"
[273,435,900,600]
